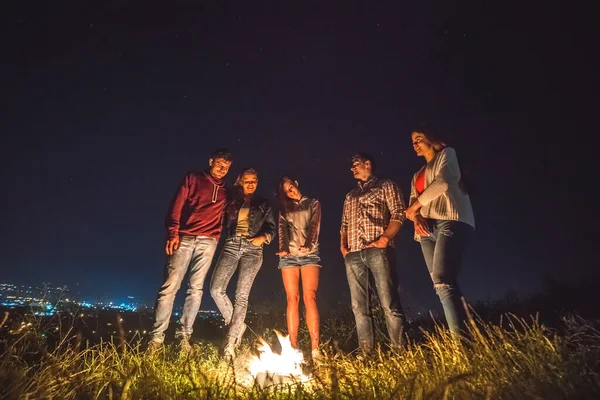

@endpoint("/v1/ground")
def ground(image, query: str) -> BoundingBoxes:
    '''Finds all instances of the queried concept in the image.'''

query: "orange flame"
[248,331,310,383]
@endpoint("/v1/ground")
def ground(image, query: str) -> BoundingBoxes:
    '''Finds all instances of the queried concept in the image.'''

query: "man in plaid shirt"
[340,153,407,354]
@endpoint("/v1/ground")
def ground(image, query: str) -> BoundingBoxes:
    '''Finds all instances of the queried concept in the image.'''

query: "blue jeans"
[420,219,472,336]
[344,247,405,352]
[210,237,263,346]
[150,235,218,342]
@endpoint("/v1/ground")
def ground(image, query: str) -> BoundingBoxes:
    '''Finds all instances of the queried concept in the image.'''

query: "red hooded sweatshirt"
[166,171,228,239]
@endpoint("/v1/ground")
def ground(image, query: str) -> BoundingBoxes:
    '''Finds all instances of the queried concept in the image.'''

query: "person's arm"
[406,148,461,219]
[368,180,405,248]
[340,197,350,257]
[407,172,430,235]
[408,174,418,208]
[417,147,460,206]
[253,203,277,246]
[165,173,191,255]
[384,179,406,228]
[413,215,430,237]
[276,212,290,255]
[406,173,419,221]
[302,199,321,250]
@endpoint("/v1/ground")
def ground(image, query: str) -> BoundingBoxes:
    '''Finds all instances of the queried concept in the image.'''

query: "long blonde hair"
[234,168,258,187]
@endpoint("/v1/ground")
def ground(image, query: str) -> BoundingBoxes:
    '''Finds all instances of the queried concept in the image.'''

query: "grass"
[1,313,599,399]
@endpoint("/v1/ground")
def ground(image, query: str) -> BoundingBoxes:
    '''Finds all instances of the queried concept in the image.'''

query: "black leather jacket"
[224,194,276,243]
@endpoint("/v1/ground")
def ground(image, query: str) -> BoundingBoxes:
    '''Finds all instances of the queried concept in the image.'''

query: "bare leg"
[300,265,320,350]
[281,268,301,348]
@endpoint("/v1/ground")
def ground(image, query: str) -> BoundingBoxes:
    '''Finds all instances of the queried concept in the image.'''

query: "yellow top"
[235,198,250,236]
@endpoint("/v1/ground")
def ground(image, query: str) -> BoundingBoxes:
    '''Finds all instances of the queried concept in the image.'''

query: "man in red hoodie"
[148,149,233,353]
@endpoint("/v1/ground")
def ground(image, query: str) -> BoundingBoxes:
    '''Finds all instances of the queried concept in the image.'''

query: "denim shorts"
[278,252,322,269]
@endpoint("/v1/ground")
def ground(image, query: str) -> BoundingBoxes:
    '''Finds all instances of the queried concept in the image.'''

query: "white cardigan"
[409,147,475,241]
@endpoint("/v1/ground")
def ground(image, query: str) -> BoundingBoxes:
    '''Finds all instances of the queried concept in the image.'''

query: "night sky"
[1,1,595,314]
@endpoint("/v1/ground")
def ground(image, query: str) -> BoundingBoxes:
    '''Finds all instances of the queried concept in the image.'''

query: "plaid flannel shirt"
[341,176,406,252]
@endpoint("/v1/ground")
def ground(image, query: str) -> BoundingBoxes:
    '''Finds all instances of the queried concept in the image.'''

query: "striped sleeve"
[417,147,461,206]
[382,179,406,224]
[166,173,191,238]
[304,199,321,248]
[278,213,289,252]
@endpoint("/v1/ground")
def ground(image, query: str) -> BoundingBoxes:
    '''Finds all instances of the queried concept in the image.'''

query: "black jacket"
[224,194,276,243]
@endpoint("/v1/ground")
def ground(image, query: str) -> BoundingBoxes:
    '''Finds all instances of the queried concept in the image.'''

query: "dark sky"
[1,1,595,315]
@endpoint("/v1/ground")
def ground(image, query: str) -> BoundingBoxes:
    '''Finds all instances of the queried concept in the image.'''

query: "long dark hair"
[412,127,471,195]
[228,167,258,215]
[276,175,299,218]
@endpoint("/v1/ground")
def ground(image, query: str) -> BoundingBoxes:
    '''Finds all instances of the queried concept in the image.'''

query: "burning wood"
[249,331,310,388]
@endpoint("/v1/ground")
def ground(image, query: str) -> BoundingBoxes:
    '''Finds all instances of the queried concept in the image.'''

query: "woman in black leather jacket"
[210,168,276,359]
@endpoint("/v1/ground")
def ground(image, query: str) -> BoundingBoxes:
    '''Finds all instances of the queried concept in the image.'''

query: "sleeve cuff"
[264,233,272,244]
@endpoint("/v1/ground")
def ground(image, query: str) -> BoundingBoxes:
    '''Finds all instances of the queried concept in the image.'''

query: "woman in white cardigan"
[404,129,475,337]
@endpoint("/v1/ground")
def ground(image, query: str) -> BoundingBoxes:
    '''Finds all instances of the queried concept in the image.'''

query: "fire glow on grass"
[248,331,310,387]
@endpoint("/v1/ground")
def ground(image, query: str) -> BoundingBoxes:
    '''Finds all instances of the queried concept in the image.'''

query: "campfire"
[248,331,311,388]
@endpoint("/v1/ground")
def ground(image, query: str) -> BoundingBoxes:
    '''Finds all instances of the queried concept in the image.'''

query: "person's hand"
[413,215,430,237]
[250,236,267,247]
[405,201,422,221]
[340,246,349,258]
[367,236,389,249]
[165,236,180,255]
[276,251,290,256]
